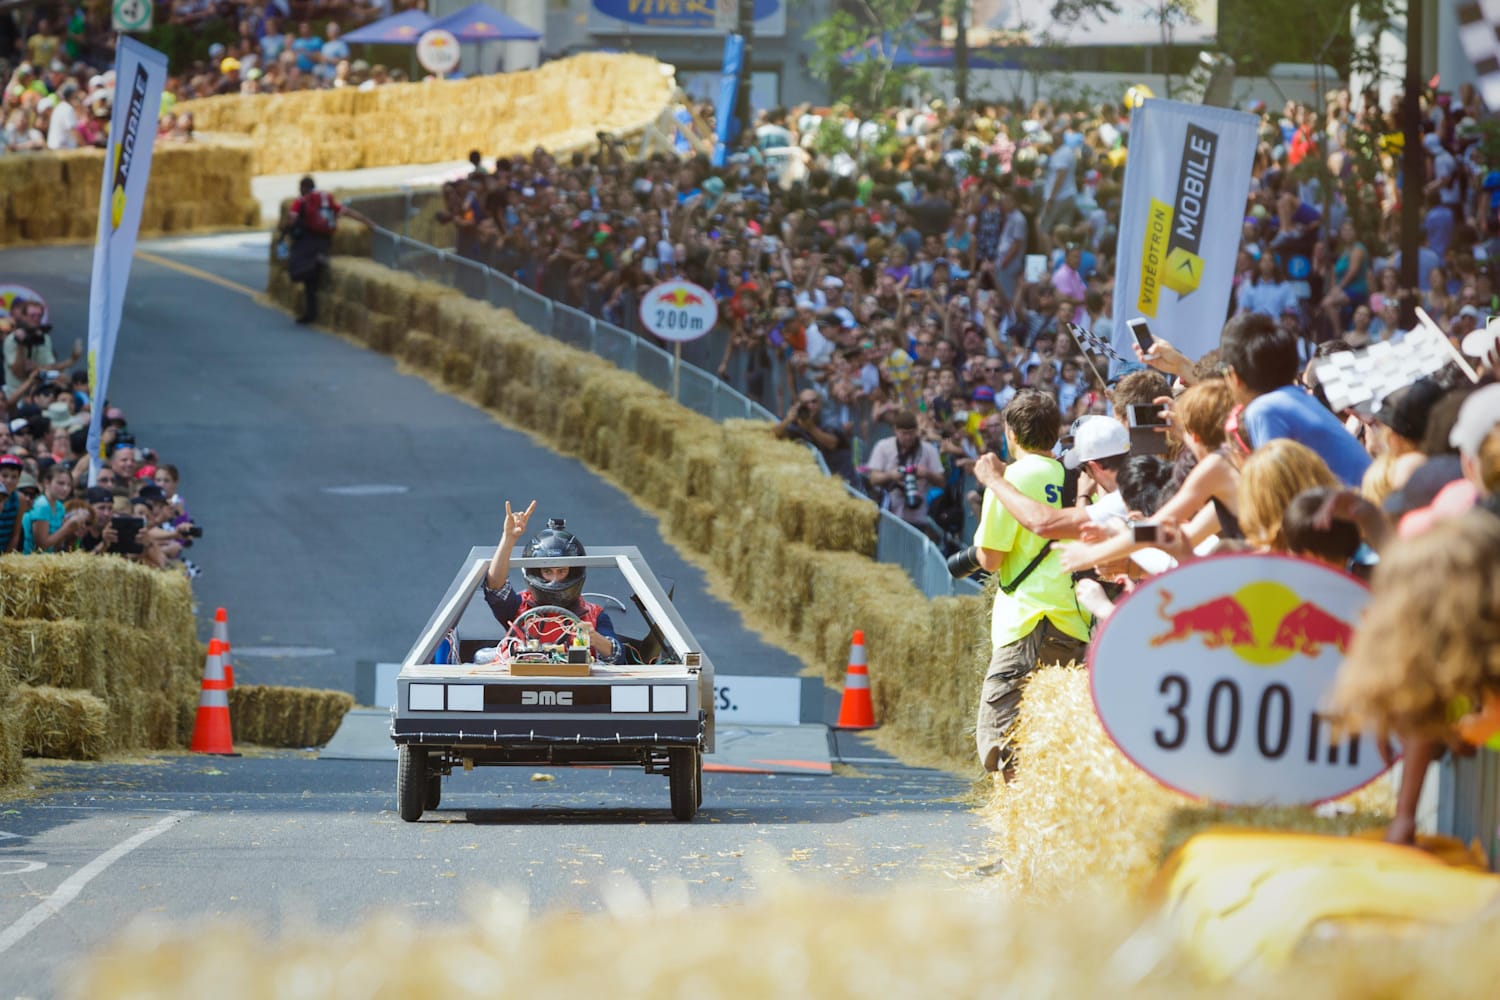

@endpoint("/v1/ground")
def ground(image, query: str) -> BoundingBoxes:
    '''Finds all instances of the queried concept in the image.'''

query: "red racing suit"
[482,583,623,663]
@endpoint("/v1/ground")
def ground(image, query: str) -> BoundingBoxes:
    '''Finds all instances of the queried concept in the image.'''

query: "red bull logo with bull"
[1089,554,1387,807]
[1150,582,1352,663]
[639,279,717,343]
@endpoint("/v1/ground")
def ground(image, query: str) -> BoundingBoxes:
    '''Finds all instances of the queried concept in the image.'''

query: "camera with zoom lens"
[901,464,922,510]
[15,324,50,348]
[182,523,204,539]
[946,545,983,579]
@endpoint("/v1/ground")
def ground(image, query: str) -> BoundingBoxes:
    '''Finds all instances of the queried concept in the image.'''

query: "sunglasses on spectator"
[984,364,1005,372]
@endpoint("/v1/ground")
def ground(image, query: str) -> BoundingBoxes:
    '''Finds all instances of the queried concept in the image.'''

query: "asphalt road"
[0,754,985,997]
[0,235,989,998]
[1,234,805,688]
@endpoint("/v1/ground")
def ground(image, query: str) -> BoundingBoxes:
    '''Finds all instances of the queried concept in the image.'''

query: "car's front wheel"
[397,745,427,822]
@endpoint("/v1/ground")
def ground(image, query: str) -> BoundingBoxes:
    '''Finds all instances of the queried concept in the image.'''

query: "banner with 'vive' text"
[86,37,168,482]
[1110,98,1258,364]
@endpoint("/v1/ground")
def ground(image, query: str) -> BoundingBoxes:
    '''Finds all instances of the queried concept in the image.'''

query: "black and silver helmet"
[523,517,586,606]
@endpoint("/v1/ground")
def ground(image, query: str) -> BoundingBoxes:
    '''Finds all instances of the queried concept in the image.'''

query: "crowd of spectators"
[1,1,417,153]
[1,295,200,571]
[427,81,1497,555]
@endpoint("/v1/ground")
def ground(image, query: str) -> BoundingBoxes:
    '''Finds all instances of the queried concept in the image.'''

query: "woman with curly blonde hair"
[1236,439,1341,551]
[1330,510,1500,843]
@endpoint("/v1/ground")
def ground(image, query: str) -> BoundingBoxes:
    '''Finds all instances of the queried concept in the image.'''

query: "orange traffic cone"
[213,607,235,688]
[189,637,235,754]
[836,630,875,729]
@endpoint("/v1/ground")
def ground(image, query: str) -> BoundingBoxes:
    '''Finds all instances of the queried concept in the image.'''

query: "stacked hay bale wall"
[267,255,990,769]
[179,53,675,176]
[228,685,354,748]
[0,554,202,785]
[0,138,259,246]
[66,881,1500,998]
[986,665,1395,898]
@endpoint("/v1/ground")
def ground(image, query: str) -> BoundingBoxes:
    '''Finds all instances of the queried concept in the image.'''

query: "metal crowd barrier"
[354,202,978,600]
[1436,751,1500,867]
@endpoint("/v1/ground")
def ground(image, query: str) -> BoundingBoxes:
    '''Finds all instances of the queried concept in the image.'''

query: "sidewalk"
[249,157,470,225]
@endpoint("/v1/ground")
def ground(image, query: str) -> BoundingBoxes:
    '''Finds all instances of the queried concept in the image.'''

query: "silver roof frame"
[397,546,715,744]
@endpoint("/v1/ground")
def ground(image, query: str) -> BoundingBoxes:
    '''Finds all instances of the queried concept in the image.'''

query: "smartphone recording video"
[1127,318,1155,353]
[1132,522,1160,545]
[1127,403,1165,427]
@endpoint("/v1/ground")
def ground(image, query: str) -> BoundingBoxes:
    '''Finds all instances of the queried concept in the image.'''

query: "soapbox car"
[389,546,713,821]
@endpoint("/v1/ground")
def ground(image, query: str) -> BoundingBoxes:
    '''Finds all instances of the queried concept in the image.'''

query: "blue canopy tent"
[428,3,542,42]
[427,3,542,76]
[342,9,434,45]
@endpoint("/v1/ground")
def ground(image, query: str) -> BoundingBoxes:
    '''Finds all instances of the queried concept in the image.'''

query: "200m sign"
[1089,554,1387,806]
[639,280,717,343]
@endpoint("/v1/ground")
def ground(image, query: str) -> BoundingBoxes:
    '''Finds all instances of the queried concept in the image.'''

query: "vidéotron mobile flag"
[86,37,168,483]
[1110,98,1258,365]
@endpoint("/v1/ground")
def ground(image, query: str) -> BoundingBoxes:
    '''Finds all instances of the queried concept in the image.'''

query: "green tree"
[805,0,933,114]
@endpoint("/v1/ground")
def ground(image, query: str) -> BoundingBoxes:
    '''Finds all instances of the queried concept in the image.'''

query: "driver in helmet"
[482,500,624,663]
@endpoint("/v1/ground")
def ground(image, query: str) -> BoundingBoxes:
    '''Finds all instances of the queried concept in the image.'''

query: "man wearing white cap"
[971,413,1132,541]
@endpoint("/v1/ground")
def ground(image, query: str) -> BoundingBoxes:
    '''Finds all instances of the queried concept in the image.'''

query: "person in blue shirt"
[290,21,323,75]
[1218,312,1371,487]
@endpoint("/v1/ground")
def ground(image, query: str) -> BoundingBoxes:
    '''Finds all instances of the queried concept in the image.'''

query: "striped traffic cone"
[189,637,235,754]
[836,630,876,729]
[212,607,235,688]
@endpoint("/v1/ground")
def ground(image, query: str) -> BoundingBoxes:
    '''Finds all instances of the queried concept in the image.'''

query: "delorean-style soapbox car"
[390,546,713,821]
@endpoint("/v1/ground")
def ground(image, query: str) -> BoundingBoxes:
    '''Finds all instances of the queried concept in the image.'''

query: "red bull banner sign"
[1089,554,1388,806]
[639,279,717,343]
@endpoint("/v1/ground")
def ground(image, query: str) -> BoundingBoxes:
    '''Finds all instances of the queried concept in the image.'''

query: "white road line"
[0,811,192,956]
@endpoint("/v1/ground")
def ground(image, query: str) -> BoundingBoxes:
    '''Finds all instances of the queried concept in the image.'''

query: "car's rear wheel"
[397,745,427,822]
[669,747,698,821]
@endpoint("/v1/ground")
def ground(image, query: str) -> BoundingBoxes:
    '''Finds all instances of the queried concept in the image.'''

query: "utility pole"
[1398,0,1423,330]
[954,0,969,103]
[735,0,755,150]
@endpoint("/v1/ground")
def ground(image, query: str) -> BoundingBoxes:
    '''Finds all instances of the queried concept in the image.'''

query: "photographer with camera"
[774,389,853,482]
[136,483,201,567]
[3,298,81,396]
[74,486,120,556]
[958,390,1092,781]
[863,409,946,543]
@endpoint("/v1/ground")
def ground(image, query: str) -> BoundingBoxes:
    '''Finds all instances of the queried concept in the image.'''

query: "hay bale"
[0,695,22,788]
[985,665,1190,898]
[0,553,157,622]
[0,138,255,247]
[176,54,674,176]
[12,684,109,759]
[984,666,1397,898]
[63,878,1500,1000]
[228,685,353,748]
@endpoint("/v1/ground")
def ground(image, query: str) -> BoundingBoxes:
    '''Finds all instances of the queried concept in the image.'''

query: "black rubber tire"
[695,751,703,808]
[424,772,442,811]
[397,745,427,822]
[668,747,698,821]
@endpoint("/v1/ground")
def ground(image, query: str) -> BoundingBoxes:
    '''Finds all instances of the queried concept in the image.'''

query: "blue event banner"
[588,0,784,36]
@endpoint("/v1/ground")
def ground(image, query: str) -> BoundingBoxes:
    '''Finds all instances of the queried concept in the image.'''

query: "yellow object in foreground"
[1154,830,1500,980]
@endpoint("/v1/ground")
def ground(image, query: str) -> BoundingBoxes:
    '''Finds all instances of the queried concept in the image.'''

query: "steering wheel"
[506,604,583,646]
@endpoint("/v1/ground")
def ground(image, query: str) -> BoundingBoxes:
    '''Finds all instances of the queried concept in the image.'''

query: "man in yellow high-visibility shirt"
[970,390,1092,779]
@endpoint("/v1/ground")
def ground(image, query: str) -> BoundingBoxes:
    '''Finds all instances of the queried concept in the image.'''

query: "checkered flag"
[1458,1,1500,109]
[1067,322,1127,365]
[1311,310,1477,414]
